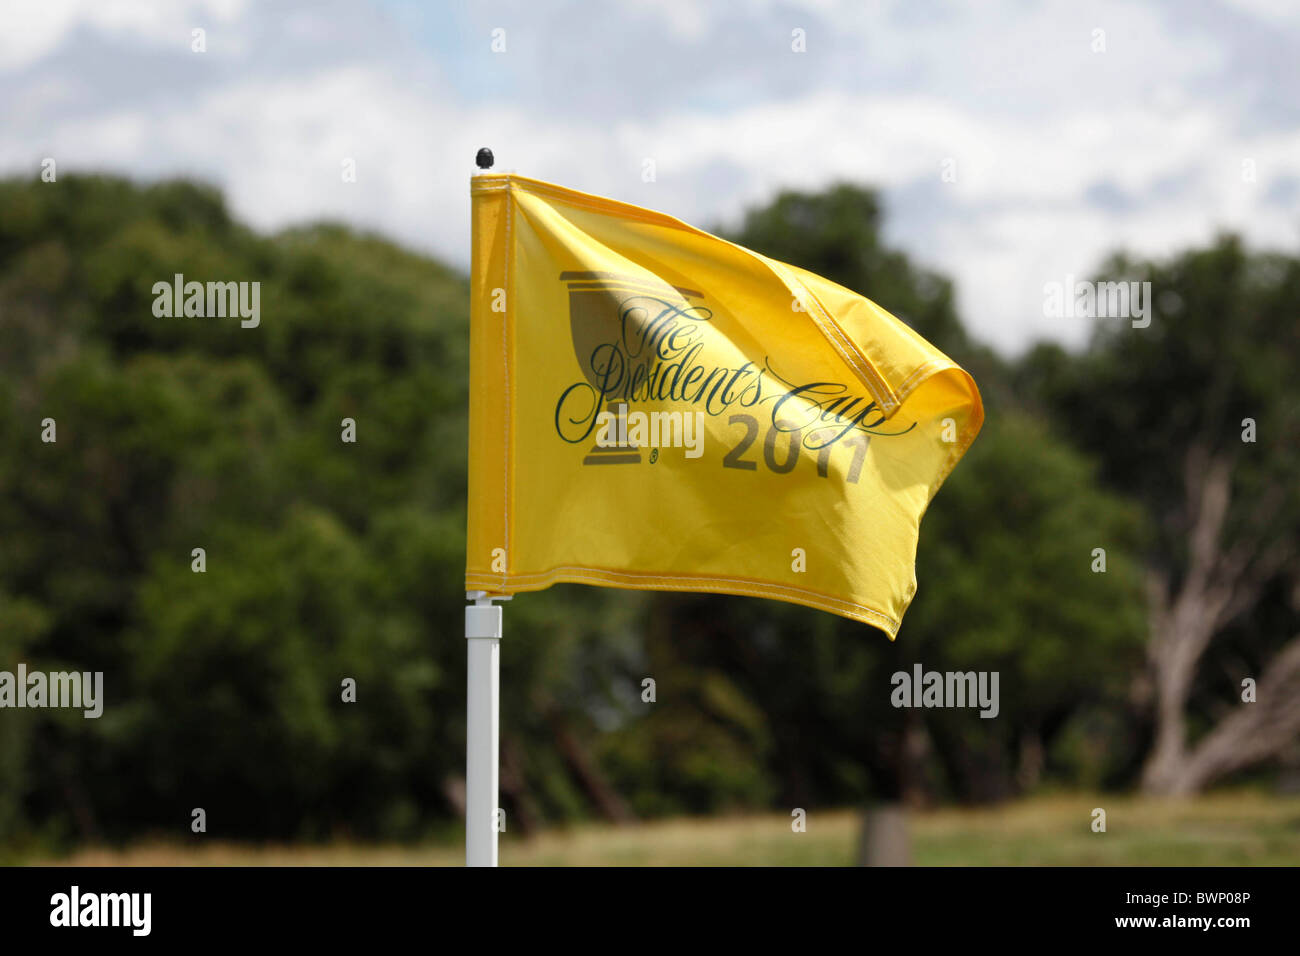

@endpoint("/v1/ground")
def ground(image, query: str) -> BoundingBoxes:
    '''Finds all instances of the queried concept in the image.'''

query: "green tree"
[1025,236,1300,794]
[0,175,478,842]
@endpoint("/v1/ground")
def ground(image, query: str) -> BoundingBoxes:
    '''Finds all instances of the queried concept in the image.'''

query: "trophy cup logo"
[559,271,704,465]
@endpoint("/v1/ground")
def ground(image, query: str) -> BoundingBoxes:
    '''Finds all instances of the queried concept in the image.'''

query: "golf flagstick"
[464,146,509,869]
[465,589,509,866]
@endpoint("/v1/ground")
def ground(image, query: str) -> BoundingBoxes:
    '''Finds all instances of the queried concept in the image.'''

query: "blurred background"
[1,0,1298,865]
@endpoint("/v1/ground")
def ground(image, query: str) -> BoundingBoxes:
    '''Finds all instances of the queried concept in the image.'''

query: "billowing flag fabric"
[466,174,983,638]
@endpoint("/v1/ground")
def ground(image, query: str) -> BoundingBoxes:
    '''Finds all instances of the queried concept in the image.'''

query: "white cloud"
[0,0,249,69]
[1,0,1297,354]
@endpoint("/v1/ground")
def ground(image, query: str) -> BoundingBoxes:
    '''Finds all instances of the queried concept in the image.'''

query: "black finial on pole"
[476,148,494,170]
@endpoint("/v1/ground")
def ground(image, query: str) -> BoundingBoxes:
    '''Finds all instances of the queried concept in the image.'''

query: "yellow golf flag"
[466,174,982,638]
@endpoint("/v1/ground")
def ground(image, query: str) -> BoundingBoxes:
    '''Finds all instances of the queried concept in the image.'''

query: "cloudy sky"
[2,0,1297,353]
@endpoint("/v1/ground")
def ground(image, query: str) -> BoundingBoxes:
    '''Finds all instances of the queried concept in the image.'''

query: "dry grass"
[33,789,1300,866]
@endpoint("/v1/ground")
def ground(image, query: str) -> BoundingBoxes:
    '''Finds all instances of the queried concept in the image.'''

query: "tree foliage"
[2,174,1248,851]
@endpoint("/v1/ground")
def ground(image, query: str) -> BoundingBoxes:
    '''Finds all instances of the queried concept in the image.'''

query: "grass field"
[32,790,1300,866]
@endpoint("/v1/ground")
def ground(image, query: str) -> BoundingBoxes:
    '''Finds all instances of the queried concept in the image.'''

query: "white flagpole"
[465,590,509,866]
[465,147,508,868]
